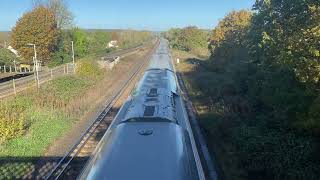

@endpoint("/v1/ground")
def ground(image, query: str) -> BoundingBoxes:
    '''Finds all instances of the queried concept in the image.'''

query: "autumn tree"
[11,6,58,64]
[209,10,252,67]
[203,3,320,179]
[47,0,73,29]
[249,0,320,83]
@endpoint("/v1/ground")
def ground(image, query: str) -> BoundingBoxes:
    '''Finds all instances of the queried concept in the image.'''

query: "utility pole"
[71,41,75,73]
[28,43,40,88]
[13,59,17,72]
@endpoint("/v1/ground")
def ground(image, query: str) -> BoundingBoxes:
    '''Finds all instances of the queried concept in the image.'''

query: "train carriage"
[79,39,204,180]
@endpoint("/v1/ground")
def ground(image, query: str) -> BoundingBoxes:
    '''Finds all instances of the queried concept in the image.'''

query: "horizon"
[0,0,255,31]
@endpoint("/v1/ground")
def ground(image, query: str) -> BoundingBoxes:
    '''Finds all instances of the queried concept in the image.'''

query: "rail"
[44,39,160,180]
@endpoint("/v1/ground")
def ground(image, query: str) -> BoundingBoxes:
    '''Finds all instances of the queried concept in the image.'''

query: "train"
[79,39,205,180]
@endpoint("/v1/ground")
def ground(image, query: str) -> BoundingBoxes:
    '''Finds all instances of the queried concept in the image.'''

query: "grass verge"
[0,59,103,179]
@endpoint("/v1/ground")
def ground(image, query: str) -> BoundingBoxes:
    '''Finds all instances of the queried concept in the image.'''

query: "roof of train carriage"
[79,122,199,180]
[123,68,177,122]
[123,39,177,122]
[148,39,174,71]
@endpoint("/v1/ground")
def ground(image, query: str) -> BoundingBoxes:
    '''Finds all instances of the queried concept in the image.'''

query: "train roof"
[148,40,173,71]
[124,68,177,122]
[80,122,198,180]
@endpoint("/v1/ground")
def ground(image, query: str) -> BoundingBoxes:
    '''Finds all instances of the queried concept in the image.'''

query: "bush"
[0,48,19,66]
[48,50,72,68]
[0,97,31,141]
[39,76,91,104]
[75,60,102,79]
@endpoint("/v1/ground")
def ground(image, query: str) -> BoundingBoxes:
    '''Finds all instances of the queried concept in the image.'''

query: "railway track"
[43,40,160,180]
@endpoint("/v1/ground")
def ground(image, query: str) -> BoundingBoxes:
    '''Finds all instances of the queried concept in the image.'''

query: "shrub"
[48,50,72,68]
[0,48,20,66]
[75,60,102,79]
[38,76,91,105]
[0,97,31,141]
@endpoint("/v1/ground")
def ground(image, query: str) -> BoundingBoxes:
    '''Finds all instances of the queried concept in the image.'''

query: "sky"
[0,0,255,31]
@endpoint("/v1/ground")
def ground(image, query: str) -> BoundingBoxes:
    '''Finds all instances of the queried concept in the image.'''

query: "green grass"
[0,75,90,157]
[41,76,92,101]
[0,109,74,157]
[0,59,104,179]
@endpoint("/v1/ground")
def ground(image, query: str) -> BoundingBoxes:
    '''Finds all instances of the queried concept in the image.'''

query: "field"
[0,32,10,43]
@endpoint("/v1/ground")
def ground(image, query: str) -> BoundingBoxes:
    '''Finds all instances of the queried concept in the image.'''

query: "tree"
[71,28,88,57]
[248,0,320,83]
[209,10,252,66]
[165,26,208,56]
[118,30,152,49]
[47,0,73,29]
[32,0,73,29]
[11,6,58,64]
[87,31,112,53]
[0,48,19,66]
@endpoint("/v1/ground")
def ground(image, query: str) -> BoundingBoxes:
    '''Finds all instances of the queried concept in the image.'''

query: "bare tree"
[31,0,44,7]
[47,0,74,29]
[31,0,74,29]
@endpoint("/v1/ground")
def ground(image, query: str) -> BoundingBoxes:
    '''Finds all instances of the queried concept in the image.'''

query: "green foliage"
[178,3,320,179]
[0,97,32,141]
[11,6,58,63]
[87,30,112,54]
[0,48,19,66]
[40,76,91,102]
[118,30,152,49]
[71,28,89,58]
[76,60,102,79]
[248,0,320,83]
[48,50,72,67]
[0,109,74,157]
[209,10,252,69]
[166,26,209,57]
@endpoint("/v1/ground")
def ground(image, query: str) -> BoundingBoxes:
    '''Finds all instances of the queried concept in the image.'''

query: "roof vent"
[144,106,155,116]
[138,129,153,136]
[148,88,158,97]
[145,97,158,102]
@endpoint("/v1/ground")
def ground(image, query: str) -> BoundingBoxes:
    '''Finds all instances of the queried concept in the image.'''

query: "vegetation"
[11,6,58,63]
[5,0,152,67]
[87,30,112,54]
[170,1,320,179]
[46,0,74,29]
[0,32,10,44]
[0,58,101,153]
[165,26,209,57]
[0,48,19,66]
[118,30,153,49]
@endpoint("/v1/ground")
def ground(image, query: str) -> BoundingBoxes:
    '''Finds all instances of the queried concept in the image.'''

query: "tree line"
[164,26,209,57]
[167,0,320,179]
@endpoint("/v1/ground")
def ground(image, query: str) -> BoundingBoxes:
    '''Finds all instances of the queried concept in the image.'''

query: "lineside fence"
[0,41,152,99]
[0,63,75,98]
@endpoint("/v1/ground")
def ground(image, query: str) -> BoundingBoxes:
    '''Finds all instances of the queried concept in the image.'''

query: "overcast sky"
[0,0,255,31]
